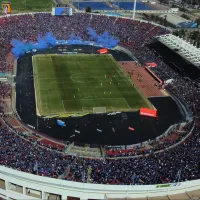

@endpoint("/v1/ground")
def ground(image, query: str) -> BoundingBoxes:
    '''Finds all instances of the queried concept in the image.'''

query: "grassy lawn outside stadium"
[4,0,52,12]
[32,54,151,117]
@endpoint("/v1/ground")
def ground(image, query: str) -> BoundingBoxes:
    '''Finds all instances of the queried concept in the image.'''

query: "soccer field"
[32,54,151,117]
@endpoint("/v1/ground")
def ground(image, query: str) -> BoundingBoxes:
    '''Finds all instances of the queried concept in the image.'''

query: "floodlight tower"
[132,0,137,20]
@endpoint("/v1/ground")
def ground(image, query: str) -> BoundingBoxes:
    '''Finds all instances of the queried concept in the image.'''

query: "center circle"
[71,73,96,83]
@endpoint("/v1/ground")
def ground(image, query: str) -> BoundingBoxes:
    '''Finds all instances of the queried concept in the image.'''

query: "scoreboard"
[52,7,73,16]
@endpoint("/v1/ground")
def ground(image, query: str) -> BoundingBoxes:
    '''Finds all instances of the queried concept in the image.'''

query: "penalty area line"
[62,100,66,113]
[123,98,131,110]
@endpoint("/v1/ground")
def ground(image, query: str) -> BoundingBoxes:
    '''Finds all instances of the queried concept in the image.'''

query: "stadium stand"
[73,2,113,10]
[111,2,154,10]
[0,12,200,200]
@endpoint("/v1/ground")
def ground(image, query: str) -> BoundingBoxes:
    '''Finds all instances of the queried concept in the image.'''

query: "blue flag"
[57,120,66,127]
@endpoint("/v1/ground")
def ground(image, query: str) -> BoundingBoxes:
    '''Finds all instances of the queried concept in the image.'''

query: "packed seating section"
[73,2,113,10]
[111,2,153,10]
[72,2,154,10]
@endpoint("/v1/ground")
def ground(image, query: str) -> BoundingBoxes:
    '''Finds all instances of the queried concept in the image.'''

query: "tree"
[173,30,179,36]
[171,4,178,8]
[190,31,200,40]
[150,14,155,21]
[192,0,196,5]
[154,15,160,22]
[180,14,190,20]
[179,29,186,37]
[197,41,200,48]
[142,13,149,20]
[179,7,188,12]
[195,18,200,26]
[85,6,91,13]
[164,15,167,26]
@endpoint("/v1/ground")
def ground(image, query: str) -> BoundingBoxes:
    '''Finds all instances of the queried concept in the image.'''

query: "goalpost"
[93,107,107,114]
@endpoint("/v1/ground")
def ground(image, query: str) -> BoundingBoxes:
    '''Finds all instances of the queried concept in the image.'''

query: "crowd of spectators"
[0,83,11,115]
[0,13,200,185]
[105,120,194,157]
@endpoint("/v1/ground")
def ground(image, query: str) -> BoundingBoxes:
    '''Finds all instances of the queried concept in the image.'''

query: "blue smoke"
[87,27,98,41]
[44,32,56,46]
[11,32,56,58]
[11,28,119,58]
[87,27,119,48]
[67,33,82,45]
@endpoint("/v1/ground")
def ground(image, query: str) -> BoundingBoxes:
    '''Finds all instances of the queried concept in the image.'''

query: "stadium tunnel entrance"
[15,45,183,146]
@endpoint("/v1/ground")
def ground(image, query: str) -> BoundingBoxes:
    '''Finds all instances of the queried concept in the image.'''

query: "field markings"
[94,55,99,60]
[97,98,131,110]
[38,78,130,84]
[61,100,66,113]
[62,98,131,111]
[82,107,85,112]
[109,55,152,108]
[84,96,98,99]
[82,106,112,113]
[63,98,127,101]
[70,73,96,83]
[123,98,131,110]
[34,54,147,115]
[35,59,43,115]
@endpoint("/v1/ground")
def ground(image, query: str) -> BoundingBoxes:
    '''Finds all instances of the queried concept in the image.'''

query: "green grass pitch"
[32,54,151,117]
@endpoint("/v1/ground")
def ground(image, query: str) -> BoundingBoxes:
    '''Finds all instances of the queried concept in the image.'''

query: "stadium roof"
[156,34,200,68]
[160,14,189,26]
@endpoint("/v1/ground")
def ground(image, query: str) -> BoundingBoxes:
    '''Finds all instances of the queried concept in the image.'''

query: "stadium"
[0,1,200,200]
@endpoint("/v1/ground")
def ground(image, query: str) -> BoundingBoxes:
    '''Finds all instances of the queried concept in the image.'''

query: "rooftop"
[156,34,200,68]
[160,14,189,25]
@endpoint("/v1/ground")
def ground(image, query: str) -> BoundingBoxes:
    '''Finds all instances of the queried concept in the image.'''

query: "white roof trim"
[156,34,200,67]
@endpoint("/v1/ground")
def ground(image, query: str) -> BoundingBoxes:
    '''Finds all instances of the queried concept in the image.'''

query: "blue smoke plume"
[67,33,82,45]
[87,27,98,41]
[11,28,119,58]
[44,32,56,46]
[67,27,119,48]
[87,27,119,48]
[11,32,56,58]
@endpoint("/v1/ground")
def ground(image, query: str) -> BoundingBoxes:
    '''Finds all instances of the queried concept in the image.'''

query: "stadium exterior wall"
[0,166,200,200]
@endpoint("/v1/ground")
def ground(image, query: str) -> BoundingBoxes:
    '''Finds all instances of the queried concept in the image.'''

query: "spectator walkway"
[119,61,165,97]
[5,116,29,133]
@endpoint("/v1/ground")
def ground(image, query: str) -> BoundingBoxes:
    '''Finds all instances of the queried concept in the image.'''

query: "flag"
[34,161,38,172]
[53,158,57,170]
[57,119,66,127]
[129,127,134,131]
[131,173,136,184]
[82,170,85,182]
[176,170,181,182]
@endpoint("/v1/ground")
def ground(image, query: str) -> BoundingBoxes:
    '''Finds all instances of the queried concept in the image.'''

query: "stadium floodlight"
[132,0,137,20]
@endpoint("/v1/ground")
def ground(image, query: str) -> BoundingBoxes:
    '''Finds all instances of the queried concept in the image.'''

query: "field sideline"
[32,54,151,117]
